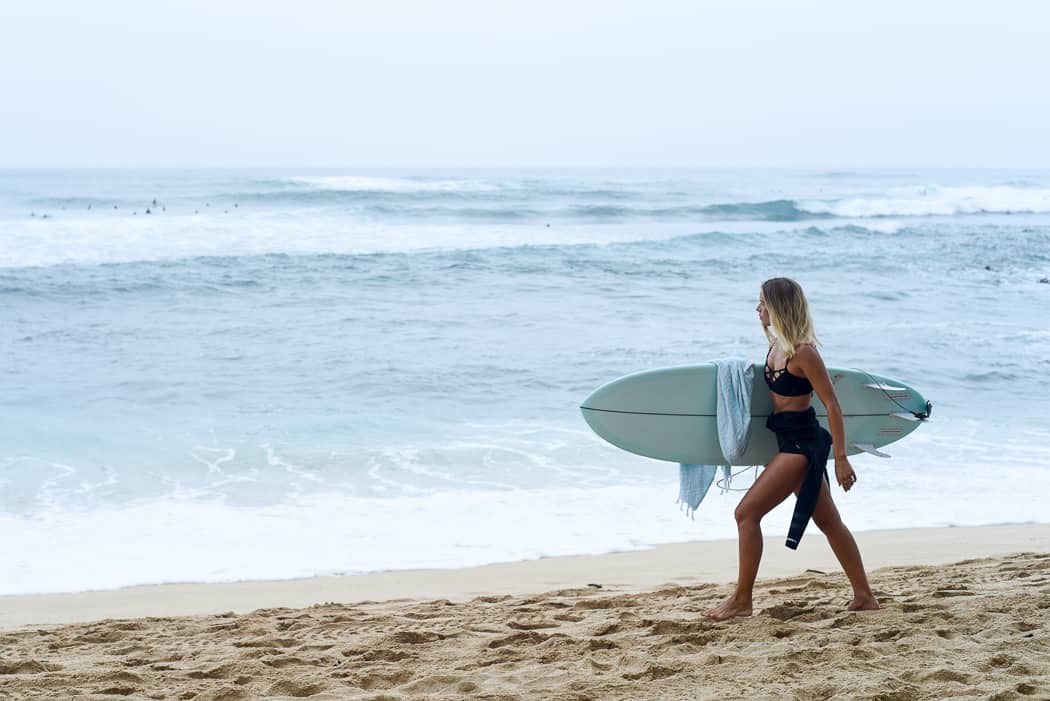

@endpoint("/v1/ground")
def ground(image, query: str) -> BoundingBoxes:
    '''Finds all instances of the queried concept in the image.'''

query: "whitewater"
[1,169,1048,595]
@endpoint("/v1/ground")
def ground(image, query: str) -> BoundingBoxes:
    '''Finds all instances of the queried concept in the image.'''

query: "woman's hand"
[835,456,857,492]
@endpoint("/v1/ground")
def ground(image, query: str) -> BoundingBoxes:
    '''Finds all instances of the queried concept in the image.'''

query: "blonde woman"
[705,277,879,620]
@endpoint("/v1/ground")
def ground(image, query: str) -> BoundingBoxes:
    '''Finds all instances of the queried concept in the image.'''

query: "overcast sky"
[2,0,1048,168]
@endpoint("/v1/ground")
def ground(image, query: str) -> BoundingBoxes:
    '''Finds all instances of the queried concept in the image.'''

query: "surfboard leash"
[854,368,933,421]
[716,465,759,492]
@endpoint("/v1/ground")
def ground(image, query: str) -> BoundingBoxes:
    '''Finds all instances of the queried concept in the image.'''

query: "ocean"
[1,169,1048,596]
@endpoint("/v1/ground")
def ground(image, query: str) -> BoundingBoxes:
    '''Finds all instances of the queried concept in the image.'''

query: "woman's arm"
[794,345,858,492]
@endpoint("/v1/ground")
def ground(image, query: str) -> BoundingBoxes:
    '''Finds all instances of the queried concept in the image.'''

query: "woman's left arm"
[794,346,858,492]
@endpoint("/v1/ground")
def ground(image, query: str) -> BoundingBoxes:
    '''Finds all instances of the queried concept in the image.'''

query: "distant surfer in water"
[705,277,880,620]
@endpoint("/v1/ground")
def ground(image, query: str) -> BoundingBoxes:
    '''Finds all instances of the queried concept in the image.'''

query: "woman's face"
[756,291,770,328]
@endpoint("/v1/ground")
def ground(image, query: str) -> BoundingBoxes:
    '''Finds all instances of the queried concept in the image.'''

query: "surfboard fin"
[851,443,891,458]
[891,411,922,422]
[863,382,907,392]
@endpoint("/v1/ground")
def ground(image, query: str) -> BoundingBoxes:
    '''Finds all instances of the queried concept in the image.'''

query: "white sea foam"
[0,215,716,268]
[3,438,1048,596]
[290,175,501,193]
[800,185,1050,217]
[773,220,905,235]
[858,219,905,234]
[0,212,917,269]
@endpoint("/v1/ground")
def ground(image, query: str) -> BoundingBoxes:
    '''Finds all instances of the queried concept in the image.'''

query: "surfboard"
[580,364,932,465]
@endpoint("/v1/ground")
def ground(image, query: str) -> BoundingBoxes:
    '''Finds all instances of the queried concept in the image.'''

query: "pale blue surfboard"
[580,364,932,465]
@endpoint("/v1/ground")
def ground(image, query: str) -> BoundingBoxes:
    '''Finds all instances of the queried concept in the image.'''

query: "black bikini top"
[764,345,814,397]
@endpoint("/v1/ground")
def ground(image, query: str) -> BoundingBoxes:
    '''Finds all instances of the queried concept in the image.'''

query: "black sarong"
[765,407,832,550]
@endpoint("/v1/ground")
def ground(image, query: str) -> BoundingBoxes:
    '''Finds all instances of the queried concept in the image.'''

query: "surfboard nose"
[579,385,604,412]
[579,381,621,437]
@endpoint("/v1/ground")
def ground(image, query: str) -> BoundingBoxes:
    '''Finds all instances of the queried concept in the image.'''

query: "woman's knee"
[814,512,846,535]
[811,481,845,533]
[734,503,760,527]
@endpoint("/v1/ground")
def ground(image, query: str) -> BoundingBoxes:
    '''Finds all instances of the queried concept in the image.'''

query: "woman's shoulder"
[791,343,824,367]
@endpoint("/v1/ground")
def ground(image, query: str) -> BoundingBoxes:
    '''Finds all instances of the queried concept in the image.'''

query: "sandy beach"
[1,524,1048,700]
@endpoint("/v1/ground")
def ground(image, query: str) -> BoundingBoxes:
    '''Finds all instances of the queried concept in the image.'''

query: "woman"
[705,277,879,621]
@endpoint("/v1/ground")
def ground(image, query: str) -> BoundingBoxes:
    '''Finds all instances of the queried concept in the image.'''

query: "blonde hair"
[761,277,820,358]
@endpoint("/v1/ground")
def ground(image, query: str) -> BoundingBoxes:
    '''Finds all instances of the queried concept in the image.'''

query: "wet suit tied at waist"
[765,407,832,550]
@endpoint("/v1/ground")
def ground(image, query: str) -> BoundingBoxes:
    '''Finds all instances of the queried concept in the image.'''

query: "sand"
[1,524,1048,700]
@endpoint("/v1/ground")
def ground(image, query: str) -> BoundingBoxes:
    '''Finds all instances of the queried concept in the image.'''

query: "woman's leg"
[807,479,880,611]
[705,452,807,621]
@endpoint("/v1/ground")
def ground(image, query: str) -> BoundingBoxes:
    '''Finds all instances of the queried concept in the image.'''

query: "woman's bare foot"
[847,592,880,611]
[704,593,753,621]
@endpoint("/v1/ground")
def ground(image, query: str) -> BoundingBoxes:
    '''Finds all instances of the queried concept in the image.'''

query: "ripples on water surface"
[1,169,1048,593]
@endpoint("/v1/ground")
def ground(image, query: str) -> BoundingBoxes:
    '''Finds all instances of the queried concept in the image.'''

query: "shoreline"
[4,522,1048,631]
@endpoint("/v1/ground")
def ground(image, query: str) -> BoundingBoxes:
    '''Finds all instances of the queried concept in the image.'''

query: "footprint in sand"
[553,613,586,622]
[848,646,878,661]
[871,627,903,642]
[933,589,976,598]
[1010,621,1039,632]
[299,643,335,652]
[919,668,970,684]
[983,653,1017,670]
[198,687,247,701]
[644,619,711,636]
[574,596,640,610]
[770,626,799,639]
[901,602,948,613]
[264,679,327,697]
[590,622,622,636]
[341,646,415,662]
[72,629,126,644]
[763,601,815,621]
[232,636,299,648]
[96,685,141,697]
[507,619,561,630]
[389,630,444,644]
[456,648,526,670]
[400,674,479,693]
[99,670,145,685]
[262,654,309,668]
[621,663,680,681]
[346,669,414,690]
[0,660,63,674]
[487,631,551,648]
[186,663,241,679]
